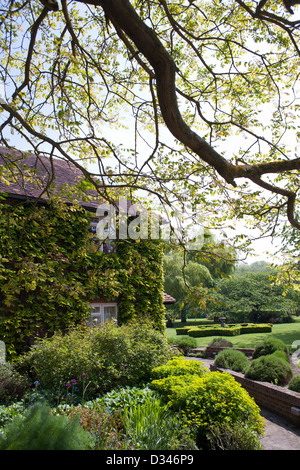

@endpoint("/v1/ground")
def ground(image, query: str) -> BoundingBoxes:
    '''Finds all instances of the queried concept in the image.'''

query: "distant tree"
[209,271,298,322]
[164,250,214,322]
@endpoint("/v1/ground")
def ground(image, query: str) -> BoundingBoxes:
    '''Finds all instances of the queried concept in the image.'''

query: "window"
[89,303,118,325]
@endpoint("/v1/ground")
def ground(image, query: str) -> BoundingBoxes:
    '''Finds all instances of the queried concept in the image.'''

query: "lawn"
[165,317,300,350]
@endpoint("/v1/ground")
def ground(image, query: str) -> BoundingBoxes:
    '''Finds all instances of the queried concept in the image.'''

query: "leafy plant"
[150,368,265,449]
[208,337,233,348]
[0,363,30,404]
[214,348,250,373]
[17,320,175,399]
[206,421,263,450]
[252,336,288,359]
[94,386,156,413]
[66,405,129,450]
[245,355,293,385]
[0,402,91,450]
[151,356,209,380]
[288,375,300,393]
[168,336,197,355]
[122,394,183,450]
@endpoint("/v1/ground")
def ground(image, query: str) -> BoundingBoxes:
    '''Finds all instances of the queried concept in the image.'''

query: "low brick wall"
[210,364,300,427]
[204,346,255,357]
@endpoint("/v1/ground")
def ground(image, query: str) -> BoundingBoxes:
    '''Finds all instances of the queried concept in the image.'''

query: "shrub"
[208,337,233,348]
[151,357,209,380]
[269,350,289,363]
[214,349,250,373]
[188,326,241,337]
[239,324,272,334]
[245,355,293,385]
[206,421,263,450]
[169,336,197,355]
[17,320,175,399]
[252,336,287,359]
[176,327,190,335]
[288,375,300,393]
[0,402,91,450]
[66,405,129,450]
[150,371,264,449]
[90,319,175,391]
[0,363,30,404]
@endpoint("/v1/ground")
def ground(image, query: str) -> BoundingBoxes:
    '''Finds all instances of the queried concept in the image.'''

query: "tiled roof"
[0,146,99,209]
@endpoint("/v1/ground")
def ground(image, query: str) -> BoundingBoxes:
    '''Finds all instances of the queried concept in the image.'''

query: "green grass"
[166,317,300,350]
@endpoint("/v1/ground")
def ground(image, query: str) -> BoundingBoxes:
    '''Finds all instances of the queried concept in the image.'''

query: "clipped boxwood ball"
[245,355,293,386]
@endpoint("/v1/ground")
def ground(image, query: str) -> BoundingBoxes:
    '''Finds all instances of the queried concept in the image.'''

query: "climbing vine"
[0,200,165,358]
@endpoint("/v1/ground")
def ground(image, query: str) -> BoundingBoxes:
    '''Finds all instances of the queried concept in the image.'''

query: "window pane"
[91,306,101,313]
[103,306,117,322]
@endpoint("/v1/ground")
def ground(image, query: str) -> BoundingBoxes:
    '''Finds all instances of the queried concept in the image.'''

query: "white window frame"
[90,302,118,325]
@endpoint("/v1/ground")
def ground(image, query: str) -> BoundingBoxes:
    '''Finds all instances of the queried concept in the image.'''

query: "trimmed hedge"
[176,323,272,338]
[245,355,293,386]
[214,349,250,373]
[188,327,241,338]
[252,336,287,359]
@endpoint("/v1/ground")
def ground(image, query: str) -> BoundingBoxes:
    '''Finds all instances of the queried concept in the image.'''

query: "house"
[0,146,175,333]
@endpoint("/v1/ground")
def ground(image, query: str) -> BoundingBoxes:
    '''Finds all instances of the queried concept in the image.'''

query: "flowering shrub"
[150,359,265,449]
[181,372,264,437]
[151,357,209,379]
[66,406,130,450]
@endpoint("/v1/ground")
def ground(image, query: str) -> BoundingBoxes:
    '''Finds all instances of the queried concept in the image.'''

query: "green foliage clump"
[288,375,300,393]
[187,325,241,337]
[206,421,263,450]
[252,337,288,359]
[169,336,197,355]
[150,367,264,449]
[269,350,289,362]
[94,386,156,413]
[0,363,30,404]
[0,402,91,450]
[17,320,175,399]
[65,405,128,450]
[208,337,233,348]
[0,201,166,358]
[245,355,293,386]
[151,356,209,379]
[214,349,250,373]
[123,394,181,450]
[0,402,26,429]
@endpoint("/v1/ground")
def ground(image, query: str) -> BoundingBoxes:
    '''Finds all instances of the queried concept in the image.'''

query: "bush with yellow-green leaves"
[150,357,265,449]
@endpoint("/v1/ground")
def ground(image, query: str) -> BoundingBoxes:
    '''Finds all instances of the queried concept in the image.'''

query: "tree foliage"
[1,0,300,255]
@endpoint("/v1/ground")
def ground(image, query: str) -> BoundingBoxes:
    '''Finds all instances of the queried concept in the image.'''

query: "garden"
[167,317,300,391]
[0,319,268,451]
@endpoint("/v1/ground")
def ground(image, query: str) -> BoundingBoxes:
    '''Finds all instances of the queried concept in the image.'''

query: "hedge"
[176,323,272,338]
[188,326,242,337]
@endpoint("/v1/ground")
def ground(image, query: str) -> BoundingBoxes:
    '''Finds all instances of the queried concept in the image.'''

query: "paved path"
[187,356,300,450]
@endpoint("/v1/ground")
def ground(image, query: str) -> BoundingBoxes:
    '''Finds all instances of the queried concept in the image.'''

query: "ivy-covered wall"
[0,200,165,358]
